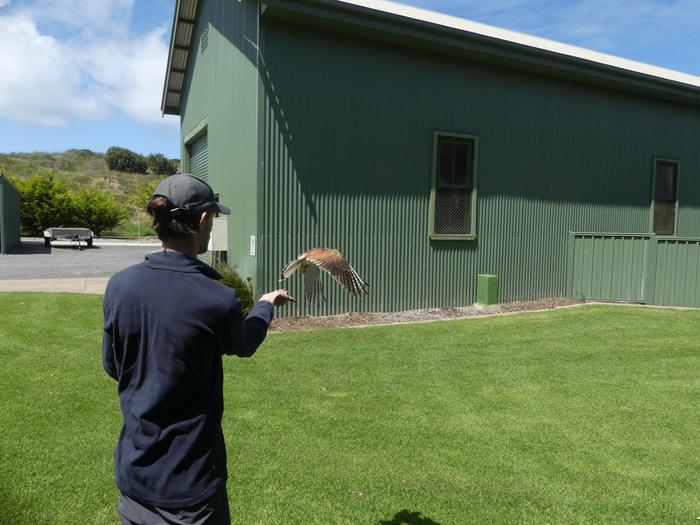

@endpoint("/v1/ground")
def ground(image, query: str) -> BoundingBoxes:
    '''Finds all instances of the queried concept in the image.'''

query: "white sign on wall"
[250,235,256,256]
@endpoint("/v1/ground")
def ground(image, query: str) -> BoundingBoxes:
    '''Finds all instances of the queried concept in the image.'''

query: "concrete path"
[0,277,110,294]
[0,237,160,282]
[0,237,161,293]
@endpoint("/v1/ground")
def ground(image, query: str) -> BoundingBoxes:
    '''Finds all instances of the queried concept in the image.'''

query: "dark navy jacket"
[102,251,273,507]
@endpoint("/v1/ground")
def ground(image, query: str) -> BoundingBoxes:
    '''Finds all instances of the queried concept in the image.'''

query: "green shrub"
[12,172,75,235]
[213,261,255,315]
[105,147,148,174]
[146,153,179,176]
[13,173,129,237]
[72,188,129,237]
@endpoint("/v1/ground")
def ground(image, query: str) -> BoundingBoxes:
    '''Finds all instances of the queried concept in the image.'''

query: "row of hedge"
[12,173,130,237]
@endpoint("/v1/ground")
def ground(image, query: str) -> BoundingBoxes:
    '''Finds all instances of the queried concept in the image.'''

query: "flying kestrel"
[279,247,369,303]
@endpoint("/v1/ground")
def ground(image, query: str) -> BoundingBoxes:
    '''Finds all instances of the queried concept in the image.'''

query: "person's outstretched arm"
[222,289,294,357]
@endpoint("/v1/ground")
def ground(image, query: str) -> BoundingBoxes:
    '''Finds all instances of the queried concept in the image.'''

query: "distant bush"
[213,261,255,316]
[62,149,96,170]
[66,149,94,157]
[146,153,179,176]
[105,146,148,174]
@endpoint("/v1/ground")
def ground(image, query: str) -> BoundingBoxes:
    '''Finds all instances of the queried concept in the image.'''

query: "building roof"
[162,0,700,115]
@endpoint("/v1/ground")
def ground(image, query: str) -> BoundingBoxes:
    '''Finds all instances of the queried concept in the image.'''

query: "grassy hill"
[0,150,178,237]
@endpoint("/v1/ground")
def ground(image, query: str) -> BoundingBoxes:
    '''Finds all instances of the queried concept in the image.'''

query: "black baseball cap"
[152,173,231,215]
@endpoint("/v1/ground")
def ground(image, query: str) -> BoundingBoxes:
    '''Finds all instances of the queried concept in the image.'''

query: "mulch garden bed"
[269,298,584,332]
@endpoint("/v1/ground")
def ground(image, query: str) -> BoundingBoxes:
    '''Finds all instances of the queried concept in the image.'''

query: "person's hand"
[260,289,295,307]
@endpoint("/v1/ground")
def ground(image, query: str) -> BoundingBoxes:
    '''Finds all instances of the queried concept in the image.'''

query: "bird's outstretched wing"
[304,247,369,297]
[279,247,369,302]
[279,251,327,303]
[280,254,305,280]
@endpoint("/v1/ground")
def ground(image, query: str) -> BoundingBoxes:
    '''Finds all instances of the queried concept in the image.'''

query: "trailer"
[43,227,94,249]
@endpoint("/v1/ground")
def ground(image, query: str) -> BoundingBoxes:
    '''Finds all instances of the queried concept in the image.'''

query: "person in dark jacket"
[103,173,293,524]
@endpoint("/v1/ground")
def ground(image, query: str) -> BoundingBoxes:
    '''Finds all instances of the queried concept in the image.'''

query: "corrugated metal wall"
[179,0,261,280]
[257,19,700,315]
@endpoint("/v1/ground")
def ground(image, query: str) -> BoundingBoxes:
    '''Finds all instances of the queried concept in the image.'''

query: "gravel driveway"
[0,238,161,280]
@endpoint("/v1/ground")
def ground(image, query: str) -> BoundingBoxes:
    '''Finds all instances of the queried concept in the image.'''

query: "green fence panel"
[567,233,650,302]
[653,238,700,307]
[568,233,700,307]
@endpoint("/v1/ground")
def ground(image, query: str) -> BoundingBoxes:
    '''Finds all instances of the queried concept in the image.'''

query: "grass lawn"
[0,294,698,524]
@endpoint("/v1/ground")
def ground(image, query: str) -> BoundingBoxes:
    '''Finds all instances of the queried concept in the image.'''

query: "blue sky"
[0,0,698,160]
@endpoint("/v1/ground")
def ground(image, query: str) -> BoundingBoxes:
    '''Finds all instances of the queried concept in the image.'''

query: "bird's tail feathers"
[305,276,327,304]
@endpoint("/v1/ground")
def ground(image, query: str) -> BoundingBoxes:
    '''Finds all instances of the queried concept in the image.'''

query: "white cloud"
[0,0,11,7]
[0,13,104,125]
[0,4,177,128]
[31,0,135,37]
[82,26,176,126]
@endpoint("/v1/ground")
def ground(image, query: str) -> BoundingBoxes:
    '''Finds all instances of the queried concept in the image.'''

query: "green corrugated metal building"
[162,0,700,314]
[0,174,21,255]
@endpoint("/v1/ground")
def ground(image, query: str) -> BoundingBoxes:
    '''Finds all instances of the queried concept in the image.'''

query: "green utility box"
[476,274,498,306]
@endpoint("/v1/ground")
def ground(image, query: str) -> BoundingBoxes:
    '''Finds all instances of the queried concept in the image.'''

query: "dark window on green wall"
[652,159,678,235]
[430,132,478,239]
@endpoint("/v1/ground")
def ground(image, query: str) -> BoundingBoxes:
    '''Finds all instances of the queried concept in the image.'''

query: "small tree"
[72,188,129,237]
[105,146,148,174]
[14,172,75,235]
[146,153,178,176]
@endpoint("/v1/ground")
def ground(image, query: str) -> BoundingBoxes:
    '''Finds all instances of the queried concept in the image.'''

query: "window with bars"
[430,132,478,238]
[652,159,679,236]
